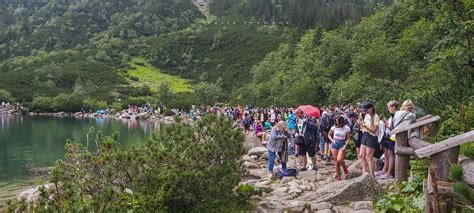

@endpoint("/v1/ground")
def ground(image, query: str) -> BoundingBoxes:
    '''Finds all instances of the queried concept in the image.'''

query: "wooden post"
[395,131,409,187]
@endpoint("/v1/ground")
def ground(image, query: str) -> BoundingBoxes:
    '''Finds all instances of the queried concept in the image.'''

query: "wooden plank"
[409,137,432,150]
[415,130,474,158]
[395,145,415,156]
[395,131,409,187]
[391,116,440,135]
[417,114,433,122]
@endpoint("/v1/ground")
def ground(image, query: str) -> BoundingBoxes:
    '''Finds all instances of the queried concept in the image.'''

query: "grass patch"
[127,57,193,93]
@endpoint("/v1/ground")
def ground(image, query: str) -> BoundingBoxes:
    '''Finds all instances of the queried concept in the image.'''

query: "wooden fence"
[390,114,474,213]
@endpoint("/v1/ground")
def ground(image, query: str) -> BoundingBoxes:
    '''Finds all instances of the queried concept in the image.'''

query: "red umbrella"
[297,105,320,118]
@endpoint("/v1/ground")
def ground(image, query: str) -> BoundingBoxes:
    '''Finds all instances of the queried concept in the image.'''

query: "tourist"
[328,115,351,180]
[294,109,318,171]
[359,103,380,176]
[243,113,251,134]
[266,121,292,178]
[353,112,364,158]
[377,100,398,179]
[320,108,334,162]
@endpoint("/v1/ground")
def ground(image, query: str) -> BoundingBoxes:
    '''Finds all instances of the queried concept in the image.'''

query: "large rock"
[310,202,333,211]
[17,183,55,203]
[350,201,374,210]
[244,135,261,152]
[298,170,317,182]
[460,158,474,187]
[248,147,267,157]
[346,159,363,179]
[304,173,384,205]
[287,201,307,212]
[244,161,259,169]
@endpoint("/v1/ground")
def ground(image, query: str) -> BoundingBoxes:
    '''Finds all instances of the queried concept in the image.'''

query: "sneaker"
[343,166,349,175]
[322,155,327,160]
[380,174,393,179]
[375,171,385,176]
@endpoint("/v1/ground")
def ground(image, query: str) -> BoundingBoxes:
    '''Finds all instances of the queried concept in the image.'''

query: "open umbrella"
[297,105,320,118]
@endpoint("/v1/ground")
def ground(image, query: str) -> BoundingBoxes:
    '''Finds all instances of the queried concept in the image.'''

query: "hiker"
[359,103,380,176]
[328,115,351,180]
[294,109,318,171]
[376,100,398,179]
[320,108,334,162]
[243,113,251,134]
[266,121,292,178]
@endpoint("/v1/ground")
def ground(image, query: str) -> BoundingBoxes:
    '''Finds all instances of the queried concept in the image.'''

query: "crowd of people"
[202,100,417,180]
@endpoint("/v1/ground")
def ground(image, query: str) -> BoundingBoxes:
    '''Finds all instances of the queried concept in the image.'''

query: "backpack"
[279,168,297,179]
[321,114,334,132]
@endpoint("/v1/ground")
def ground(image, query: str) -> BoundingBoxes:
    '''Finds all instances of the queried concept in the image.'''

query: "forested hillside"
[246,2,473,115]
[0,0,390,111]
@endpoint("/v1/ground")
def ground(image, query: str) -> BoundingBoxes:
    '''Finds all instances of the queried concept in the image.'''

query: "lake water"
[0,115,163,182]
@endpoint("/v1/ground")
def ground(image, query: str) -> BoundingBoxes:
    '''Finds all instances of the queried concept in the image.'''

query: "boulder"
[316,209,332,213]
[248,147,267,157]
[461,158,474,187]
[287,201,306,212]
[297,184,312,191]
[281,176,295,184]
[298,170,317,182]
[17,183,55,203]
[350,201,374,210]
[260,152,269,160]
[244,161,259,169]
[288,185,302,195]
[306,173,384,205]
[346,160,363,179]
[310,202,333,211]
[272,187,289,197]
[247,169,267,179]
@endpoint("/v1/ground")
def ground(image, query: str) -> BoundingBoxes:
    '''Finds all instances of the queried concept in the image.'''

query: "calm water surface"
[0,115,163,182]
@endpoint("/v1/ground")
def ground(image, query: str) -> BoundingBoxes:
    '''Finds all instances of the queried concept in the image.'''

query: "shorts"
[297,142,316,157]
[361,132,379,149]
[355,131,363,148]
[331,140,346,150]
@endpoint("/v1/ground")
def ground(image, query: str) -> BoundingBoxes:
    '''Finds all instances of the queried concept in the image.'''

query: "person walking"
[328,116,351,180]
[266,121,292,178]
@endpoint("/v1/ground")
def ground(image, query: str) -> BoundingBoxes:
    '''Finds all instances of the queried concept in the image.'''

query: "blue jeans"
[319,134,325,152]
[268,150,287,173]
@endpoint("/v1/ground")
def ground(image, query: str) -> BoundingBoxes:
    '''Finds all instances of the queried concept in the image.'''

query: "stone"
[461,158,474,187]
[247,169,267,180]
[17,183,55,203]
[289,185,302,195]
[259,199,284,210]
[310,202,333,211]
[281,176,295,184]
[355,210,375,213]
[243,155,255,162]
[248,147,267,157]
[287,201,307,212]
[346,159,363,179]
[272,187,289,197]
[377,178,396,190]
[308,173,384,205]
[297,184,312,191]
[316,209,332,213]
[260,152,269,160]
[298,170,317,182]
[350,201,374,210]
[244,161,259,169]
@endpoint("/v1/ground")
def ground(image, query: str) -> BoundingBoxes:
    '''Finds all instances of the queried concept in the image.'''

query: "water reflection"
[0,115,164,181]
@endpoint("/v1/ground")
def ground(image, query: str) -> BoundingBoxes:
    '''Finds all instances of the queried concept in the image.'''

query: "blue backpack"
[279,168,297,179]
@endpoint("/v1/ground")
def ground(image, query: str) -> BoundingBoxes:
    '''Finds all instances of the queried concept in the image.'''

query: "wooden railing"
[390,114,474,213]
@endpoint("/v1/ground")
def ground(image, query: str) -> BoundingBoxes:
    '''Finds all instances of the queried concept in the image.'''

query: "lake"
[0,115,163,182]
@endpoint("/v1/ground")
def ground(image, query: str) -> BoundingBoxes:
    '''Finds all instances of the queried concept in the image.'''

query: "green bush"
[0,89,13,102]
[111,102,124,113]
[83,98,108,111]
[9,115,249,212]
[374,175,425,212]
[52,93,83,112]
[30,96,54,112]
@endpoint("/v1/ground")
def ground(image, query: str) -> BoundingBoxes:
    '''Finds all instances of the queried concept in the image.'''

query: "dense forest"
[0,0,391,112]
[0,0,471,117]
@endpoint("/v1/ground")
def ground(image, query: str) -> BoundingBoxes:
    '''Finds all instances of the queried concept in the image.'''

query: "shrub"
[0,89,13,102]
[83,98,108,111]
[31,96,54,112]
[9,115,249,212]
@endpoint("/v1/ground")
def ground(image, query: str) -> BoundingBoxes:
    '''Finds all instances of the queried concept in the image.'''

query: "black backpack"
[321,114,334,131]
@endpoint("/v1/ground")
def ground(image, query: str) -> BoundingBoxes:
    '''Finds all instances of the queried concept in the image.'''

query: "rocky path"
[242,135,394,212]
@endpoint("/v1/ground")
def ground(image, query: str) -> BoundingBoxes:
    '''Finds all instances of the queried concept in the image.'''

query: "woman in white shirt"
[359,103,380,176]
[328,116,351,180]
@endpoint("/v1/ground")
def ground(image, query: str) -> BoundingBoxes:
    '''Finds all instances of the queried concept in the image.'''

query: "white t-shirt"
[331,125,351,140]
[363,114,380,136]
[297,119,304,135]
